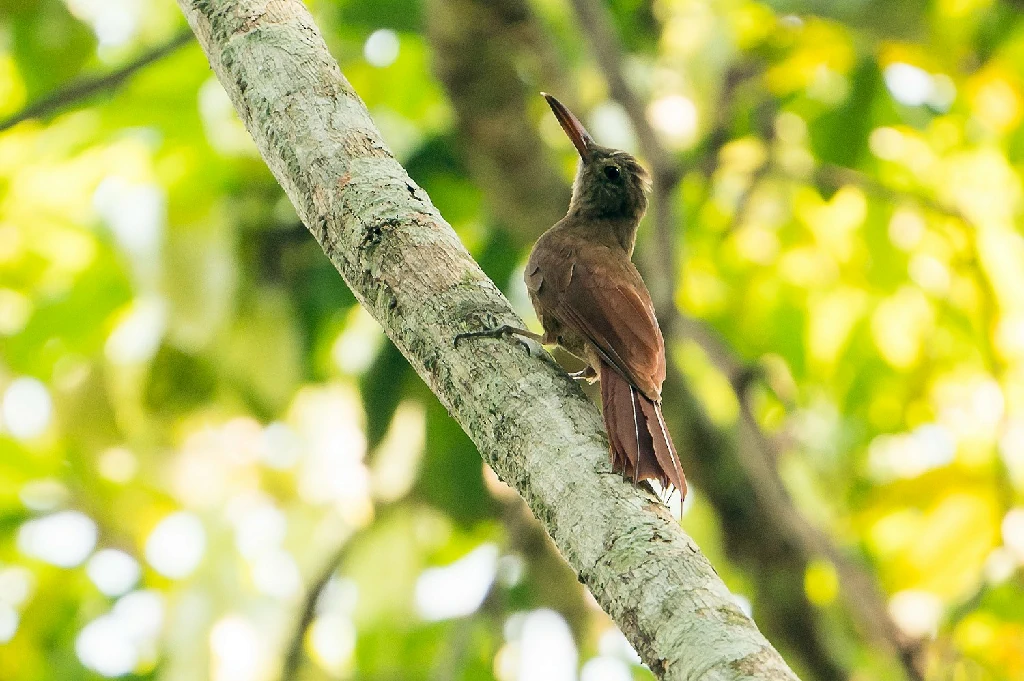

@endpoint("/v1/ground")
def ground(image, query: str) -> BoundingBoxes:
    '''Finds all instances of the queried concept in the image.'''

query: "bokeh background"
[2,0,1024,679]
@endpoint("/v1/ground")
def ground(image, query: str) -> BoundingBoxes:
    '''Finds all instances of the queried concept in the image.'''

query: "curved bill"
[542,92,595,161]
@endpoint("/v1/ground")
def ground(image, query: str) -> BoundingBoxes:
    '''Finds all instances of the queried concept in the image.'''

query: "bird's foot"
[567,366,598,383]
[454,324,544,356]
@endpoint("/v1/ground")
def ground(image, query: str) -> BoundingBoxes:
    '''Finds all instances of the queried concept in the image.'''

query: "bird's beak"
[542,92,594,161]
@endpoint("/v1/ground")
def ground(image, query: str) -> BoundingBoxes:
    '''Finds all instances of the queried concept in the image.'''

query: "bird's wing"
[531,240,666,400]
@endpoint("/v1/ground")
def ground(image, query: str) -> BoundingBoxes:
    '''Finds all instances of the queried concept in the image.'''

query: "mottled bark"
[175,1,801,678]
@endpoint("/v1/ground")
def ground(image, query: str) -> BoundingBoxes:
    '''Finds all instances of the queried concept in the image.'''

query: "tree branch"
[175,0,800,678]
[0,29,195,133]
[279,544,348,681]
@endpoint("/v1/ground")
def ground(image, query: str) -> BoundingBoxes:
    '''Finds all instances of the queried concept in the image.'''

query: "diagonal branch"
[175,0,800,679]
[279,544,348,681]
[0,29,195,133]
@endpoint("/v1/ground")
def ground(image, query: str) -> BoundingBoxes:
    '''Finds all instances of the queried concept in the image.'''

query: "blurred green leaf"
[9,0,96,97]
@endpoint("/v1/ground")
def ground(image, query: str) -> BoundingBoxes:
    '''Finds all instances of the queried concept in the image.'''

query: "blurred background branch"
[279,543,349,681]
[0,29,194,133]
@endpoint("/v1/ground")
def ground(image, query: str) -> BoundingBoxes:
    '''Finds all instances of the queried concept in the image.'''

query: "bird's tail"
[600,362,687,500]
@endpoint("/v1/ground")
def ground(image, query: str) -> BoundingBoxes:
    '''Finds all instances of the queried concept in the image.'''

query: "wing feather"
[539,241,666,400]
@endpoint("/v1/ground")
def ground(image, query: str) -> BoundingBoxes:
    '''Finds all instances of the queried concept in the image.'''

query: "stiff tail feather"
[599,362,687,500]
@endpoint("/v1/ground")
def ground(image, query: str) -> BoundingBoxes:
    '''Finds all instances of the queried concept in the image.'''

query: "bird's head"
[543,92,650,222]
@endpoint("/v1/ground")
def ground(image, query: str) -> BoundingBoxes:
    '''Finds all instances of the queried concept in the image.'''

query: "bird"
[456,92,686,501]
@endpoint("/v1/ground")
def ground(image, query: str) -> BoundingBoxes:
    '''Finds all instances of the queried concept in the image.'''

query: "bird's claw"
[454,326,507,348]
[453,324,542,355]
[567,367,598,383]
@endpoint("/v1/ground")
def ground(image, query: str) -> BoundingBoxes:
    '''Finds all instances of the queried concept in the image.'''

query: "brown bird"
[458,93,686,500]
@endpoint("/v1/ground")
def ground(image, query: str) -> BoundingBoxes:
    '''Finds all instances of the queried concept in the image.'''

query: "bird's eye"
[604,165,621,181]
